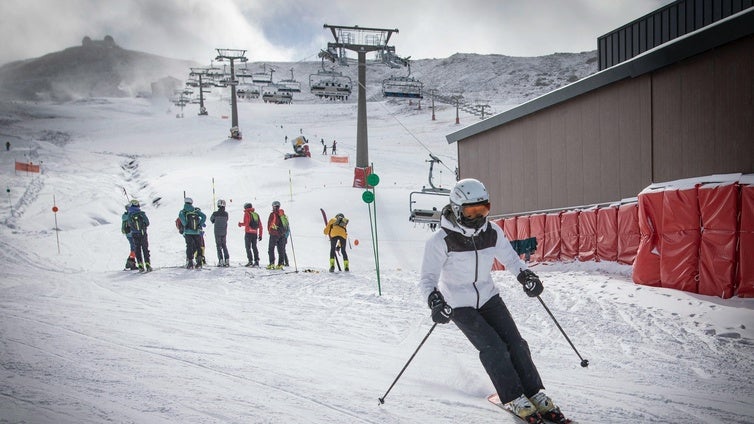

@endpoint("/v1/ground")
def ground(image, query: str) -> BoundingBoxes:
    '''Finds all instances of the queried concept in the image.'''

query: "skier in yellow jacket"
[324,213,349,272]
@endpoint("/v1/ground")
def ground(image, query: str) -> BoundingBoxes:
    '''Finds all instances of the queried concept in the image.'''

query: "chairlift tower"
[189,67,221,116]
[323,24,399,187]
[215,48,248,140]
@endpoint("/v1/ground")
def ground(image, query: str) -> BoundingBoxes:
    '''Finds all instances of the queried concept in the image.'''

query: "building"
[446,1,754,216]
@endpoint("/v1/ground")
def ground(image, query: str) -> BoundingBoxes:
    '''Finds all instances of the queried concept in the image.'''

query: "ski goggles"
[462,202,490,218]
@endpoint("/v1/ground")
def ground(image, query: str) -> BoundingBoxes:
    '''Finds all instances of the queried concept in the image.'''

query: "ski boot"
[508,394,543,424]
[266,264,276,270]
[530,392,569,423]
[145,262,152,272]
[329,258,335,272]
[186,259,194,269]
[344,259,349,272]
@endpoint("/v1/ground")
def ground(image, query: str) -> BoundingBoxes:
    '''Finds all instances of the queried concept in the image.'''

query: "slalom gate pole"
[537,296,589,368]
[378,323,437,405]
[288,227,298,272]
[211,177,216,211]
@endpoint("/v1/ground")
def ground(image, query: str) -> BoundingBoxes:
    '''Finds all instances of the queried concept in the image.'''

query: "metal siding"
[454,31,753,215]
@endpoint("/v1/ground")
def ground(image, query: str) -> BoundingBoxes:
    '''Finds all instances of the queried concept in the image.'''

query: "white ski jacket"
[418,210,528,309]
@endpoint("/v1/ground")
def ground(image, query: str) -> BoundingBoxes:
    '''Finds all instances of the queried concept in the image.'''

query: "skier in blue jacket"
[418,178,566,423]
[178,197,207,269]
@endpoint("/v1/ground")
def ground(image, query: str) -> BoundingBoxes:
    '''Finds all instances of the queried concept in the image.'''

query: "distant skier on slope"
[323,213,349,272]
[126,199,152,272]
[210,199,230,267]
[417,178,566,424]
[178,197,206,269]
[238,202,263,267]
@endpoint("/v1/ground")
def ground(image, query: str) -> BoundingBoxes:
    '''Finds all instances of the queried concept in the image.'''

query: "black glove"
[428,289,453,324]
[517,269,543,297]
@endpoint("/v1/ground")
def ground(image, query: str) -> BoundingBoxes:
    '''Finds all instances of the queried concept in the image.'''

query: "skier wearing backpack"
[238,202,263,267]
[121,204,138,270]
[418,178,566,424]
[126,199,152,272]
[210,199,230,267]
[266,201,289,269]
[324,213,349,272]
[178,197,207,269]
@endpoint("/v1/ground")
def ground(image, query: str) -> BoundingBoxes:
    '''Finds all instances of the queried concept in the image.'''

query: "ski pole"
[537,296,589,367]
[287,228,298,272]
[378,323,437,405]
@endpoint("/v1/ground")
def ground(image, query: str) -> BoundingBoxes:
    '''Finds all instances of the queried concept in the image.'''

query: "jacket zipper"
[471,234,480,308]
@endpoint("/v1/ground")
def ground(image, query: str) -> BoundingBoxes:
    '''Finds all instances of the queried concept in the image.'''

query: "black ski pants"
[329,236,348,260]
[215,234,229,261]
[268,234,286,266]
[185,234,202,262]
[244,233,259,263]
[452,294,543,404]
[131,233,150,265]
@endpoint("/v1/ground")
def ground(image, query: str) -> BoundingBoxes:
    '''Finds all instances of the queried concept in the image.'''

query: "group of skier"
[121,198,350,273]
[121,176,570,422]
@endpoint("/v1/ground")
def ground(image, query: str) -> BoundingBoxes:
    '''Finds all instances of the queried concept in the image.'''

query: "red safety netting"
[633,190,664,287]
[529,214,546,262]
[738,185,754,297]
[543,212,562,262]
[660,188,700,293]
[560,211,579,261]
[596,207,619,262]
[617,203,640,265]
[578,210,597,261]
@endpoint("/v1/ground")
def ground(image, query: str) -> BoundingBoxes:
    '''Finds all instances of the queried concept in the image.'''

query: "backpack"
[336,216,349,228]
[185,210,200,231]
[129,211,148,235]
[248,211,259,229]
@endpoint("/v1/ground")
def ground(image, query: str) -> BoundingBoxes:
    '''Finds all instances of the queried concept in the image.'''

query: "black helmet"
[244,202,252,209]
[272,200,281,208]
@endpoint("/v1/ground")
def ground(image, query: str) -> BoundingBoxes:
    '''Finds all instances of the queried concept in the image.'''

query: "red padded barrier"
[560,211,579,261]
[503,217,517,241]
[660,188,700,293]
[738,185,754,297]
[596,207,619,262]
[516,215,530,260]
[491,219,506,271]
[617,203,640,265]
[578,209,597,262]
[698,184,738,298]
[529,214,546,262]
[633,190,664,287]
[543,213,562,262]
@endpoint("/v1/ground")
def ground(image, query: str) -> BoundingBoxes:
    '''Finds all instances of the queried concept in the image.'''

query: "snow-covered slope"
[0,97,752,424]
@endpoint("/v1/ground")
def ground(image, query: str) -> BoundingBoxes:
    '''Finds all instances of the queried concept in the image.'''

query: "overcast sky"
[1,0,675,65]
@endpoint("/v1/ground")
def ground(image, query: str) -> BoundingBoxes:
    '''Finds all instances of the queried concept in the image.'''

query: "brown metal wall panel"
[652,34,754,182]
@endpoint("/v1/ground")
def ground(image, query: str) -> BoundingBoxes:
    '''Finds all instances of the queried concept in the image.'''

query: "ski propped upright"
[487,393,573,424]
[320,208,341,271]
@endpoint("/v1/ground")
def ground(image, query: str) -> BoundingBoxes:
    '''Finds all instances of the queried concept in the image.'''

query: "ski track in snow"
[0,98,753,424]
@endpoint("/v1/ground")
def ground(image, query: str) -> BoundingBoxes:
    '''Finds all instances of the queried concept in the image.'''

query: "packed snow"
[1,95,753,424]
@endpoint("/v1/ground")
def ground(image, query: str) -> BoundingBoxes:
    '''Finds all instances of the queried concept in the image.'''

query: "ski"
[487,393,573,424]
[320,208,341,271]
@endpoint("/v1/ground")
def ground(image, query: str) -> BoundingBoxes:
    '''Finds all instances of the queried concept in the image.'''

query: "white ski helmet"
[217,199,226,208]
[184,197,193,205]
[449,178,490,228]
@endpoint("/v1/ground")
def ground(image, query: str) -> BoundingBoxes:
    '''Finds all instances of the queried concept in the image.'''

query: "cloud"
[0,0,673,66]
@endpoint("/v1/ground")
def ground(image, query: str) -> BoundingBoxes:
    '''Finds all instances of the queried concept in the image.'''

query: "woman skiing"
[418,178,566,424]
